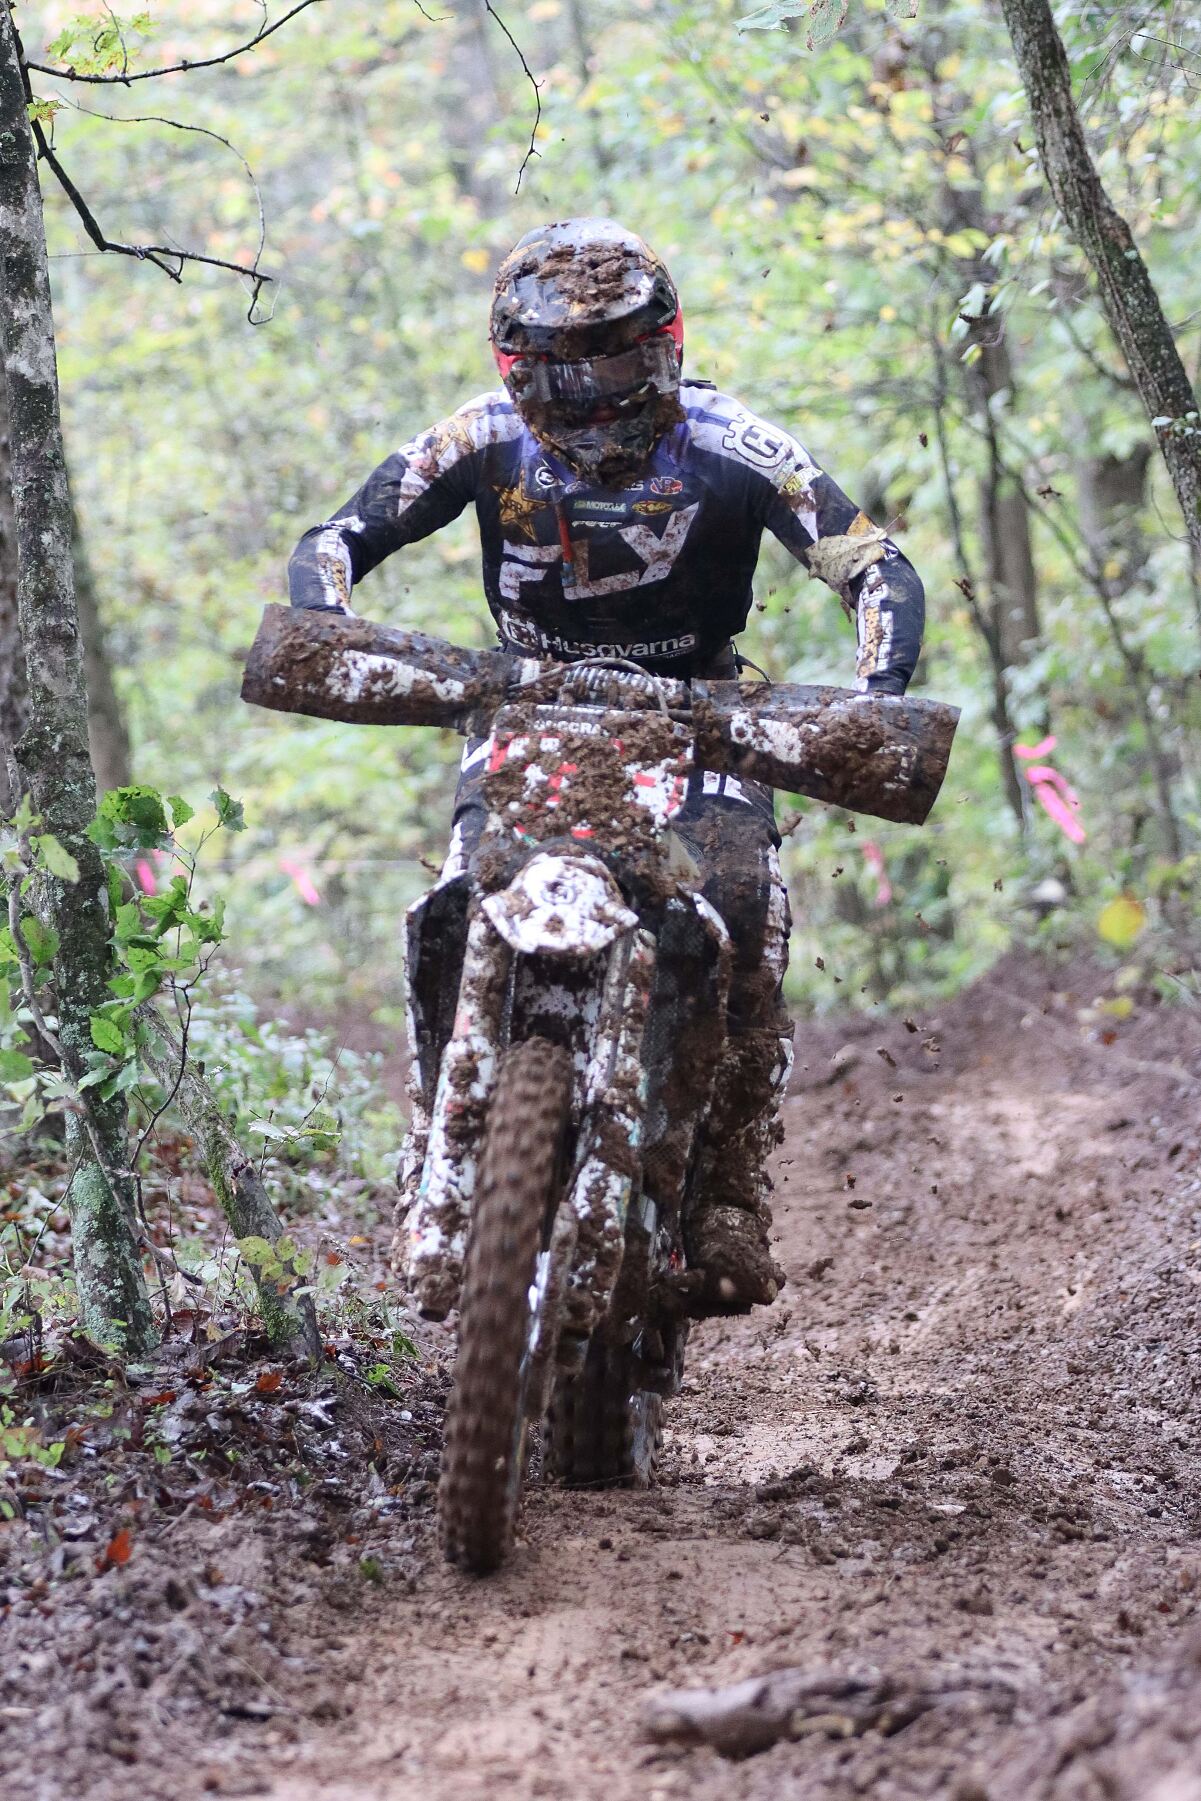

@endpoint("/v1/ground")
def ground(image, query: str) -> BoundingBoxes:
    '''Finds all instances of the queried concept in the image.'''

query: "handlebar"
[241,605,959,827]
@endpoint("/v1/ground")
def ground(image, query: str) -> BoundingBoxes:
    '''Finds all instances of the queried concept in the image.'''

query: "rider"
[289,217,925,1313]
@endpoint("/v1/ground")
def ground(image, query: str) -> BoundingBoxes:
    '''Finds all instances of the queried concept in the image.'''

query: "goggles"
[497,331,680,424]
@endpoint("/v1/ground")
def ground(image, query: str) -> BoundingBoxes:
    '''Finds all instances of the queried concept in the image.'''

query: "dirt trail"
[259,959,1201,1801]
[8,956,1201,1801]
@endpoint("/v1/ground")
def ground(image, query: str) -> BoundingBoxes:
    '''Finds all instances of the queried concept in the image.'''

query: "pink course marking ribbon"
[1014,736,1085,844]
[278,856,322,907]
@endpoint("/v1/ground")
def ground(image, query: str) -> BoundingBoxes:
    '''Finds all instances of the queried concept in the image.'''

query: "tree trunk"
[929,332,1027,828]
[0,14,154,1353]
[0,359,23,814]
[999,0,1201,557]
[969,333,1044,689]
[72,496,133,794]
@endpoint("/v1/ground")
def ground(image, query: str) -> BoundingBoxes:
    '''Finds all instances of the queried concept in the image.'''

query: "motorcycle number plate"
[483,703,692,841]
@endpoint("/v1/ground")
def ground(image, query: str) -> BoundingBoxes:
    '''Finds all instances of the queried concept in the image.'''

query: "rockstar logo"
[497,478,548,541]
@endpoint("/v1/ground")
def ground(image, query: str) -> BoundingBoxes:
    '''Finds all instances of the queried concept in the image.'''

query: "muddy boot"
[686,1199,784,1314]
[683,1026,792,1315]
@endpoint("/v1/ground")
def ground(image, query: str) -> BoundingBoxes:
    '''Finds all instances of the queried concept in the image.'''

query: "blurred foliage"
[185,982,405,1213]
[15,0,1201,1029]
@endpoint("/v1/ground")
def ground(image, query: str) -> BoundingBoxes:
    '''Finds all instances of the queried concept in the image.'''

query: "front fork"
[560,927,656,1339]
[405,907,512,1319]
[402,907,657,1328]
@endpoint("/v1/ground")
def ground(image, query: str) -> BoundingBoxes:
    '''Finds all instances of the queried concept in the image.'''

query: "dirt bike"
[242,605,958,1573]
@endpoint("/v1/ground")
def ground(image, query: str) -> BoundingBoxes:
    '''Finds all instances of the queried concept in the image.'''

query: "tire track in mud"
[265,962,1201,1801]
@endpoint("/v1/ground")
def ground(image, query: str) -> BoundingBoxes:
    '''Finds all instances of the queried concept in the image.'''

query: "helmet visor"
[504,334,678,426]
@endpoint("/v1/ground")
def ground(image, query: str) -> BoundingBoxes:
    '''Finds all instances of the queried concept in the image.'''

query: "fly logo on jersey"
[499,503,700,603]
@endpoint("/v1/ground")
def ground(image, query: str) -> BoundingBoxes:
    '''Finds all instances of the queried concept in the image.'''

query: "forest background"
[2,0,1200,1347]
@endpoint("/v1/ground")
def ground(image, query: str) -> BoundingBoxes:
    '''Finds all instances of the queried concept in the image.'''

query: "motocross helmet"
[490,217,684,485]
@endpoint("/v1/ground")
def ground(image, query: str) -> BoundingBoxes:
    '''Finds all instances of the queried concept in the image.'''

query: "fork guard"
[405,906,513,1319]
[561,926,656,1339]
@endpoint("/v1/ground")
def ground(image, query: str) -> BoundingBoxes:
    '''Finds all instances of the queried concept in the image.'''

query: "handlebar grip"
[241,604,515,733]
[692,681,959,826]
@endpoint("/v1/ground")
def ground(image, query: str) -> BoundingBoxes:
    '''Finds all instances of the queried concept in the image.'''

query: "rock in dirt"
[641,1662,1019,1759]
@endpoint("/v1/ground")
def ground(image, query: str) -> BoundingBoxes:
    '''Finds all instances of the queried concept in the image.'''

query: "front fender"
[481,850,637,957]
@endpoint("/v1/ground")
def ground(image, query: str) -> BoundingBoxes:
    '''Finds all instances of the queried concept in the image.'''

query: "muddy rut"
[8,955,1201,1801]
[259,959,1201,1801]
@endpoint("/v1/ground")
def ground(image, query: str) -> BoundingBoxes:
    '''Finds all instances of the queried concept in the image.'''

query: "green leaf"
[737,0,806,26]
[19,916,58,967]
[112,901,143,942]
[167,795,194,829]
[90,1015,127,1055]
[100,1057,142,1100]
[194,897,226,945]
[236,1235,275,1269]
[93,786,170,851]
[34,835,80,883]
[16,1091,43,1133]
[125,944,163,973]
[128,969,161,1005]
[210,787,245,833]
[111,1060,142,1094]
[0,1048,34,1082]
[943,229,989,259]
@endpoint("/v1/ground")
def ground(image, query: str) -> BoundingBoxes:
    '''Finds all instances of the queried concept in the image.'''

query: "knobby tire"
[546,1335,665,1490]
[438,1035,572,1573]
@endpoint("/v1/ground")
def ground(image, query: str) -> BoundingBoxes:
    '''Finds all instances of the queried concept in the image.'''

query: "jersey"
[288,382,924,693]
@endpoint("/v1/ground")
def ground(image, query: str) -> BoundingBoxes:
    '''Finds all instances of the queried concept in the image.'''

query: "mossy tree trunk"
[0,12,154,1353]
[0,359,22,814]
[999,0,1201,558]
[72,493,133,796]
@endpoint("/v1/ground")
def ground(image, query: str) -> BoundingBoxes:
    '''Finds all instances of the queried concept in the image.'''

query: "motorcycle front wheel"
[437,1035,572,1573]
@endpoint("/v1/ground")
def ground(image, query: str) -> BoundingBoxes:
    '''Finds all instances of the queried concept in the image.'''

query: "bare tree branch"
[1052,303,1136,392]
[484,1,542,194]
[31,117,274,322]
[25,0,328,86]
[51,96,268,291]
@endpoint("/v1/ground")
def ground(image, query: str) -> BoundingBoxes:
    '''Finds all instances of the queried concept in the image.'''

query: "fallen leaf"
[1098,894,1146,950]
[255,1370,283,1394]
[98,1527,133,1570]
